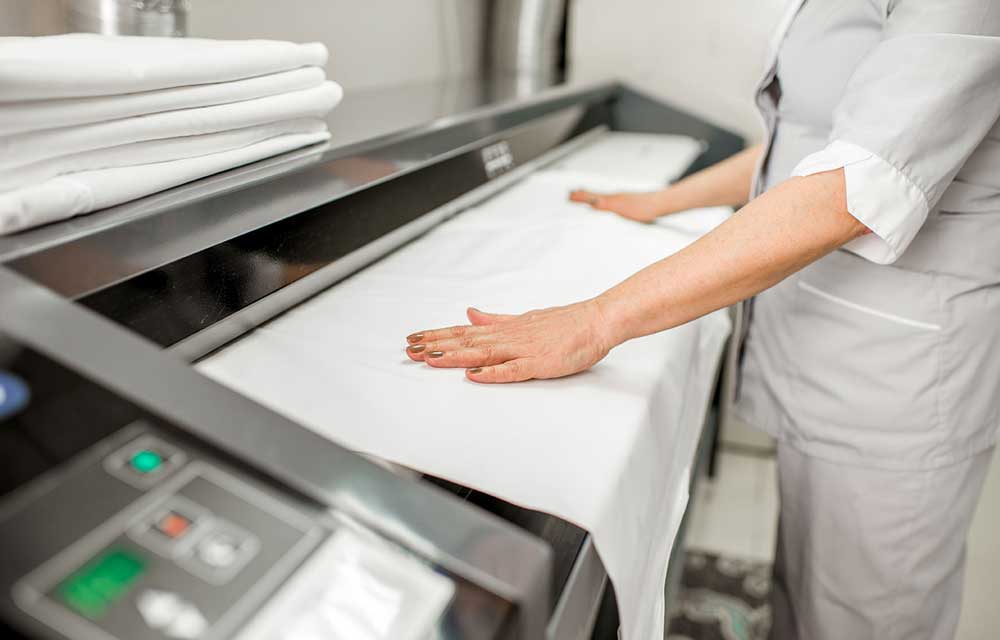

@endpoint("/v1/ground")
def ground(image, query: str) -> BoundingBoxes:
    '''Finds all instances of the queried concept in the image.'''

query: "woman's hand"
[568,189,664,223]
[405,302,618,383]
[567,144,765,223]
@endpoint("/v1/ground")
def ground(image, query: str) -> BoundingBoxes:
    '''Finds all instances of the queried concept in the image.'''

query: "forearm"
[598,168,868,343]
[649,143,762,215]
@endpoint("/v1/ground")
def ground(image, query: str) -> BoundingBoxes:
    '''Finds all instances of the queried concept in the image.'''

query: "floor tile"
[686,450,777,563]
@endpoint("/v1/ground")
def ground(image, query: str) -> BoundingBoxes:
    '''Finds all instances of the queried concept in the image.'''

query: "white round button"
[196,534,239,568]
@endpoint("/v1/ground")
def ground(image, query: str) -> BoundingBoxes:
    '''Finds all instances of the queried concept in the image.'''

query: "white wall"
[568,0,787,142]
[0,1,488,93]
[187,0,489,92]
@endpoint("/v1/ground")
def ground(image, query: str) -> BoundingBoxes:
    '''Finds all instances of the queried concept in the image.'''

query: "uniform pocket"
[788,277,942,457]
[797,281,941,331]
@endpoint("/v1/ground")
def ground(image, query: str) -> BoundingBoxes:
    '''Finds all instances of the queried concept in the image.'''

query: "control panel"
[2,423,325,640]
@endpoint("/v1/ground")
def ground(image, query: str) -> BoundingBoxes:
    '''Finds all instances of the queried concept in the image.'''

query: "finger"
[405,343,429,361]
[406,332,496,360]
[423,346,514,369]
[406,323,482,345]
[415,330,495,354]
[467,307,517,326]
[466,358,535,384]
[569,189,604,205]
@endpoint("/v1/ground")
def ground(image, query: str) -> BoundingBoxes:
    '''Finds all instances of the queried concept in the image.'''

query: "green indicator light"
[57,549,146,619]
[130,449,163,474]
[60,581,106,618]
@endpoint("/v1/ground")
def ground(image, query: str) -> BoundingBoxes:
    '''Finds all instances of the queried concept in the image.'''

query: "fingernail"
[407,333,424,343]
[468,368,483,374]
[407,344,426,353]
[427,351,444,358]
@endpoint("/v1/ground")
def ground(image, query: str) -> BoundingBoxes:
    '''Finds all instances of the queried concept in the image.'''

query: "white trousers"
[769,443,995,640]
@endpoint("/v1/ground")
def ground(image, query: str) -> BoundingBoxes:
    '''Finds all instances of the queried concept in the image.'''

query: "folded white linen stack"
[0,34,344,235]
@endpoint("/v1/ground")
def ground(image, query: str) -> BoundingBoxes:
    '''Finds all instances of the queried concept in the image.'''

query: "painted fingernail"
[427,351,444,358]
[407,344,426,353]
[407,333,424,343]
[468,368,483,374]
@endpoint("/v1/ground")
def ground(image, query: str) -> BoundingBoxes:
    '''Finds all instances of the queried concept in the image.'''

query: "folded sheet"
[0,34,328,101]
[0,67,326,137]
[197,166,732,640]
[0,82,342,171]
[0,118,327,192]
[0,130,330,235]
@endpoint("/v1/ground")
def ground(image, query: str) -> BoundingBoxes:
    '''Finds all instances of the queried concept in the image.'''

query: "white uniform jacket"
[734,0,1000,470]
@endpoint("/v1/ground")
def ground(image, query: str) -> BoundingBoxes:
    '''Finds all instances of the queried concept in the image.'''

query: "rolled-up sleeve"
[791,0,1000,264]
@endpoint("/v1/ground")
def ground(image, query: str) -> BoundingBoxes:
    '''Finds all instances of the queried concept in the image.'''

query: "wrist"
[589,290,635,350]
[649,186,683,217]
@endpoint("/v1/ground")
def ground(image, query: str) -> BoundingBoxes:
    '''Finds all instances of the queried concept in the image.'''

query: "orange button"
[156,512,191,539]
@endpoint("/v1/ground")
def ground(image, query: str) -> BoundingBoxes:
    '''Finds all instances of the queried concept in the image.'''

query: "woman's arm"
[405,168,869,383]
[568,143,762,222]
[598,168,864,343]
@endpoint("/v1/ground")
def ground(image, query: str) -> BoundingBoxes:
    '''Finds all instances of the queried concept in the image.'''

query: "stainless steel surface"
[546,536,606,640]
[490,0,567,88]
[69,0,189,36]
[0,266,552,639]
[327,74,564,148]
[0,0,187,36]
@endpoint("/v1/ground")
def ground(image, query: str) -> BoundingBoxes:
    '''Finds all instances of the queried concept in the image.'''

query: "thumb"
[467,307,516,326]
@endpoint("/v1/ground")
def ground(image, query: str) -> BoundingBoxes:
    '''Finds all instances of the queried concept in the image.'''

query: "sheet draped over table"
[197,134,733,640]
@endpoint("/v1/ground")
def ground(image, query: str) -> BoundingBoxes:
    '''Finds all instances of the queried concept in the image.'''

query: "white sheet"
[0,67,326,137]
[549,131,706,185]
[0,118,327,192]
[197,164,732,640]
[0,34,328,101]
[0,130,330,235]
[0,82,342,171]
